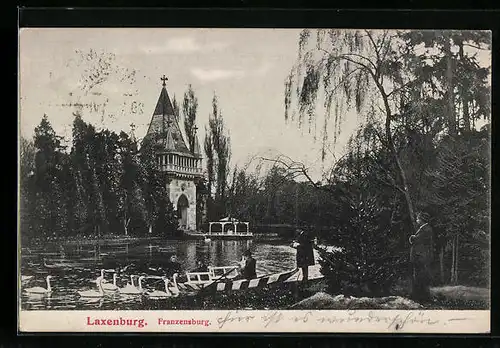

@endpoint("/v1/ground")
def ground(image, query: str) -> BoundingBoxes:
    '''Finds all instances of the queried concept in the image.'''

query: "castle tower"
[142,75,203,231]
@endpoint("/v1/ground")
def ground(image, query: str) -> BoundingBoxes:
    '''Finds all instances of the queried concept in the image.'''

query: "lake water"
[19,238,320,310]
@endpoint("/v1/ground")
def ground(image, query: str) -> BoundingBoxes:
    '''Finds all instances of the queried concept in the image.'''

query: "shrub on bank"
[317,247,407,298]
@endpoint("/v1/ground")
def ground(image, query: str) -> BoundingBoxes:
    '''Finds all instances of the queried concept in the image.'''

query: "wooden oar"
[196,267,238,297]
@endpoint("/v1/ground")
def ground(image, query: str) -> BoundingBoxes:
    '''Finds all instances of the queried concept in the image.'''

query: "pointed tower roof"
[144,75,193,156]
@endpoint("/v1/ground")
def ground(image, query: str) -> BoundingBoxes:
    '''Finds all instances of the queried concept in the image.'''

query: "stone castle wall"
[167,178,197,231]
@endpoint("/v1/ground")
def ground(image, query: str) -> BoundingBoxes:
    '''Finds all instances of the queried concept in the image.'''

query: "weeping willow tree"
[285,29,428,234]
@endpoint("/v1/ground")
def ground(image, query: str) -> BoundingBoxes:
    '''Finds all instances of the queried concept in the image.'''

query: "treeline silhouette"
[20,113,180,242]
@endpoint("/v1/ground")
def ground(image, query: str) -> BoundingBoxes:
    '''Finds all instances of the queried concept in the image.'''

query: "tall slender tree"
[204,94,231,219]
[172,96,180,122]
[19,137,36,240]
[204,127,215,196]
[32,115,67,237]
[182,84,198,153]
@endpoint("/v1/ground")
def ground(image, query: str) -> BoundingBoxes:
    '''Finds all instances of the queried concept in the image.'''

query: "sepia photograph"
[18,27,491,332]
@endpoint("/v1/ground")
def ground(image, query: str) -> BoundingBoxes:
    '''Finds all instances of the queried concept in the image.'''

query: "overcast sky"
[20,28,346,180]
[19,28,491,181]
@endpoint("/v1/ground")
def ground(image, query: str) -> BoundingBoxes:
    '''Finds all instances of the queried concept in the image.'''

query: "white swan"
[102,273,119,292]
[145,278,171,299]
[94,269,117,290]
[96,269,105,279]
[78,276,105,298]
[168,273,180,297]
[43,258,77,269]
[118,275,144,295]
[120,263,135,272]
[21,275,34,282]
[43,259,58,269]
[24,275,53,295]
[120,275,137,290]
[94,269,106,286]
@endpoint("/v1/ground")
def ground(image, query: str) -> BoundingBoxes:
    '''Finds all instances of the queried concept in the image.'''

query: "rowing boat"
[176,264,324,294]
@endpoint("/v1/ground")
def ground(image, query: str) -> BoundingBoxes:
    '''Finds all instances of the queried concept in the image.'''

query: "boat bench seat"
[184,266,239,285]
[208,266,239,279]
[185,272,212,285]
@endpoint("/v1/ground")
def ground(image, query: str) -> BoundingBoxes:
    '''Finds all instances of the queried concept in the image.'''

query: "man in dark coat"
[236,249,257,280]
[292,230,315,283]
[409,213,434,302]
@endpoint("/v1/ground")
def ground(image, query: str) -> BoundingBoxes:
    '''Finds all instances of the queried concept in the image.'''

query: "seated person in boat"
[235,249,257,280]
[164,254,182,278]
[193,260,208,273]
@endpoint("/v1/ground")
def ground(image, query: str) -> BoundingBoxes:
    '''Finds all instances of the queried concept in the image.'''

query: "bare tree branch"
[463,42,489,50]
[259,156,324,190]
[386,77,421,98]
[365,30,382,70]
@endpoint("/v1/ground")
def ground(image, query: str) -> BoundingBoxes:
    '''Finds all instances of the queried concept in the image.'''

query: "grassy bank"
[428,285,490,309]
[21,233,287,247]
[21,234,168,247]
[170,281,490,310]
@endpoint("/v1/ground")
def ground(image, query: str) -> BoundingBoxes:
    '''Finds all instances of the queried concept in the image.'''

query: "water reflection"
[20,238,315,310]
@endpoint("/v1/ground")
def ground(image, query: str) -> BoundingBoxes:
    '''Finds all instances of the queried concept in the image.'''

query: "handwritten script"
[216,310,471,331]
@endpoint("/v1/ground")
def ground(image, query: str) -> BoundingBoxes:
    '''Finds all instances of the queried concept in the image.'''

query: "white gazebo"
[207,217,251,237]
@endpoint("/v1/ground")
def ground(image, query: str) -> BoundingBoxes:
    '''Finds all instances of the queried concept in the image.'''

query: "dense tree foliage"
[182,84,199,154]
[278,29,490,294]
[20,32,490,296]
[204,94,231,221]
[20,114,178,242]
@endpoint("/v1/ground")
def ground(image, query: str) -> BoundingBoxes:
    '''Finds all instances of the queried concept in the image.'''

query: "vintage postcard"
[18,28,491,333]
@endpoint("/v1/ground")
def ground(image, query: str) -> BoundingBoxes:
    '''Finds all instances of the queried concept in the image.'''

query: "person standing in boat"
[235,249,257,280]
[291,229,315,283]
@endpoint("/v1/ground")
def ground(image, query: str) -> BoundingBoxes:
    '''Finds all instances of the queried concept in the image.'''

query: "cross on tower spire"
[160,75,168,87]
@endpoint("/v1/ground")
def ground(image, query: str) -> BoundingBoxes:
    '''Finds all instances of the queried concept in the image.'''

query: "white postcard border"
[19,309,490,333]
